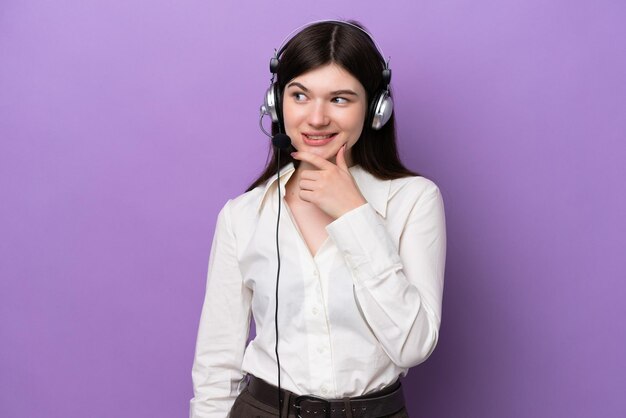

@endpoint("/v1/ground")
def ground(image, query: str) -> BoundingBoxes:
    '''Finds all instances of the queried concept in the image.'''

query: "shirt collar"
[256,162,391,218]
[256,162,296,212]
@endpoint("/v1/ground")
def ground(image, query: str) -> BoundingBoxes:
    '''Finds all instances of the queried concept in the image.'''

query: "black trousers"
[229,383,410,418]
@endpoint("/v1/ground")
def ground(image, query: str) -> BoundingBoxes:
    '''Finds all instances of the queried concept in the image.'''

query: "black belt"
[246,375,406,418]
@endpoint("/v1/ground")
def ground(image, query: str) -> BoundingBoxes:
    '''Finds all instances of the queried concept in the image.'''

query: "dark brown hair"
[247,20,418,192]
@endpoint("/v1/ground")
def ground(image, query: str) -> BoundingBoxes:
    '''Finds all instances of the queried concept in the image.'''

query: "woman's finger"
[300,170,321,181]
[335,145,348,171]
[291,151,335,170]
[299,179,317,191]
[298,189,315,203]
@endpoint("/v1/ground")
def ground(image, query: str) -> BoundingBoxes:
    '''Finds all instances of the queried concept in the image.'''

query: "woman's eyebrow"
[330,89,359,96]
[286,82,359,97]
[286,82,309,91]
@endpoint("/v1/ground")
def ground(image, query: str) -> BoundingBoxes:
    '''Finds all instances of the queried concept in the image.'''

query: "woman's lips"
[302,133,337,146]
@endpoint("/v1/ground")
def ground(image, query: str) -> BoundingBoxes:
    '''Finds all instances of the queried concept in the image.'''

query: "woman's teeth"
[305,134,334,140]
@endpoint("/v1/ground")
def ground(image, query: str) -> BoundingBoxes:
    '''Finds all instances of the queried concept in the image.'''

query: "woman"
[190,20,446,418]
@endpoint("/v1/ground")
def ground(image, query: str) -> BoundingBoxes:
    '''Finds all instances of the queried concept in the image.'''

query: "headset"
[260,19,394,140]
[256,20,394,418]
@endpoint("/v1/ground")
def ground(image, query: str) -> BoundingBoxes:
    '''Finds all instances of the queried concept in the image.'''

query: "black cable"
[274,149,283,418]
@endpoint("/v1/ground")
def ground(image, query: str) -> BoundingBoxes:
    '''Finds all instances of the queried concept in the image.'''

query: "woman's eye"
[292,92,307,101]
[332,97,349,104]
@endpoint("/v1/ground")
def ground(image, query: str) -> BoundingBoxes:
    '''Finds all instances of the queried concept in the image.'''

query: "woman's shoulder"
[387,174,443,208]
[219,183,267,220]
[390,174,441,194]
[352,165,440,195]
[351,166,443,212]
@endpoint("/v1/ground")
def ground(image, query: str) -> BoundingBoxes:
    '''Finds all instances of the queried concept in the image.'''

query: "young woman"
[190,20,446,418]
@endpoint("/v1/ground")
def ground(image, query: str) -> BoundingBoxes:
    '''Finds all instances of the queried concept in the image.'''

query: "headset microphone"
[272,133,292,150]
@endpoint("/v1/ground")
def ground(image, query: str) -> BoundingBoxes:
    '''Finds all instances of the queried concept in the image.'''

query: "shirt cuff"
[326,203,402,289]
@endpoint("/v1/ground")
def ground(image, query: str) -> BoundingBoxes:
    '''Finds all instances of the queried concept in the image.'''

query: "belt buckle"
[294,394,331,418]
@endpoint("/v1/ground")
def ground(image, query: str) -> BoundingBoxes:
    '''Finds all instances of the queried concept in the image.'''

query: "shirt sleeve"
[325,184,446,369]
[190,200,252,418]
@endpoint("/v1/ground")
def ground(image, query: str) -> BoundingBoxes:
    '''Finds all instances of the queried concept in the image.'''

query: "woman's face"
[282,63,367,166]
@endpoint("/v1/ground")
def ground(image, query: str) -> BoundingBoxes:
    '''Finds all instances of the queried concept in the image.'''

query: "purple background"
[1,1,625,417]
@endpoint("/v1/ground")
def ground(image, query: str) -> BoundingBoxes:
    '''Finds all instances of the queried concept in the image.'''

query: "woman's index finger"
[291,151,335,170]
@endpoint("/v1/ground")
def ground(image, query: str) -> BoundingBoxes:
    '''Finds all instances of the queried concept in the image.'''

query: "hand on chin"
[290,145,366,219]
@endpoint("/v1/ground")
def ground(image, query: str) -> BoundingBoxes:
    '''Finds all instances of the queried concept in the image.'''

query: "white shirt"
[190,163,446,418]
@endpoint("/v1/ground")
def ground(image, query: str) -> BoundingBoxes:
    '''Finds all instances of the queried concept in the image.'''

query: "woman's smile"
[302,132,338,146]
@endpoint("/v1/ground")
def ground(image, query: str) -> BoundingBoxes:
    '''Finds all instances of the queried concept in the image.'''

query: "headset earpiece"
[263,49,283,126]
[367,65,393,130]
[263,83,280,124]
[369,89,393,131]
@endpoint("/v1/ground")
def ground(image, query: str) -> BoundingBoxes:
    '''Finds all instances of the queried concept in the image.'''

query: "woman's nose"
[307,101,330,126]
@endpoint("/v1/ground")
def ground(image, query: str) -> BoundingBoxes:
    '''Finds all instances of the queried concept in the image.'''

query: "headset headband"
[272,19,391,73]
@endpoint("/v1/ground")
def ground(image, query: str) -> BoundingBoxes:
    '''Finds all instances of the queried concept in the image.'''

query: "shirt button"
[313,269,319,276]
[320,385,329,395]
[312,307,319,315]
[317,346,324,353]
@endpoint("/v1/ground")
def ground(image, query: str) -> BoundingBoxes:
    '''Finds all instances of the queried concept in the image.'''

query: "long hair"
[247,20,418,192]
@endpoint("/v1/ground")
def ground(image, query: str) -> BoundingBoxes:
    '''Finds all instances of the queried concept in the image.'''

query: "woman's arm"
[326,183,446,368]
[190,200,252,418]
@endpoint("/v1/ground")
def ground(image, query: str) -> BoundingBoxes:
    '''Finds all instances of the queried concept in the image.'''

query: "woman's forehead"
[288,63,365,93]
